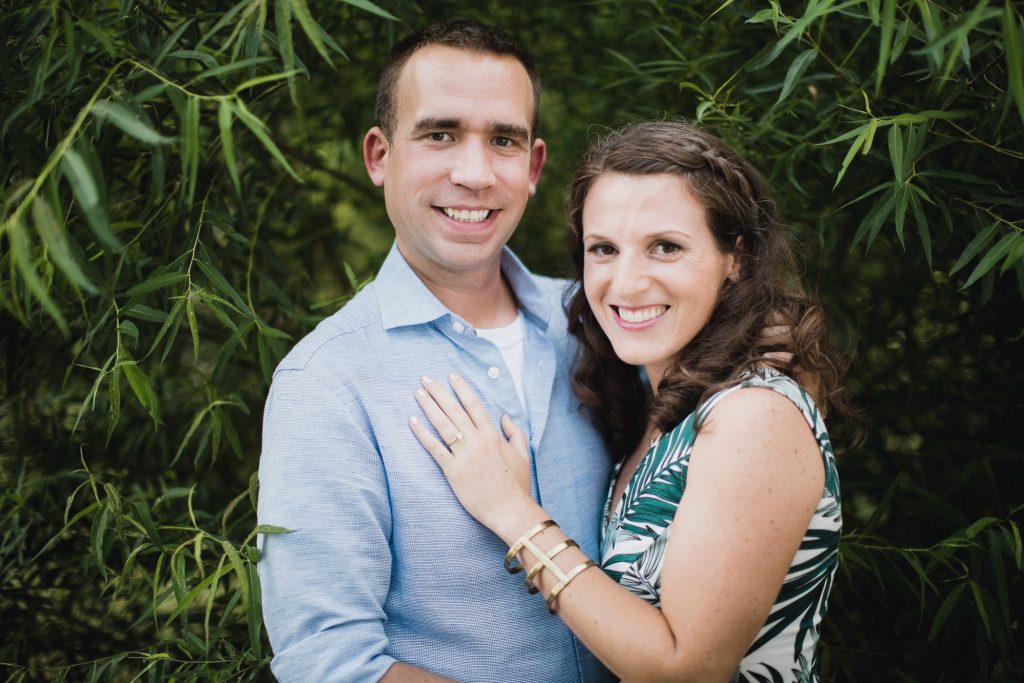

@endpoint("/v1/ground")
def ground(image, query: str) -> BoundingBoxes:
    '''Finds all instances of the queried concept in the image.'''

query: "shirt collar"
[376,243,552,331]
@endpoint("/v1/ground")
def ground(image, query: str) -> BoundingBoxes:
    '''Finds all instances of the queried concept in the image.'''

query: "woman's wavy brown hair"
[566,120,854,458]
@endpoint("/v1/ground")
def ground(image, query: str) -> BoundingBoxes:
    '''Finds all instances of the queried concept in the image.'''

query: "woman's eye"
[653,241,681,255]
[587,244,616,257]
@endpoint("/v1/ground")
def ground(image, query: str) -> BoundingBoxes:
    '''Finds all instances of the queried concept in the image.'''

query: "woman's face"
[582,172,738,390]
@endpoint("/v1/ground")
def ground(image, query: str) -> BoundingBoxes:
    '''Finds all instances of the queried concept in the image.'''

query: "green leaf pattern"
[600,369,840,682]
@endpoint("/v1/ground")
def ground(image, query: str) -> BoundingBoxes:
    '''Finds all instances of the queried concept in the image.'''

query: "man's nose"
[449,140,496,190]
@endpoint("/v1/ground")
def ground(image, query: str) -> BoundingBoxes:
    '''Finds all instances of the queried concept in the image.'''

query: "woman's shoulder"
[697,367,824,431]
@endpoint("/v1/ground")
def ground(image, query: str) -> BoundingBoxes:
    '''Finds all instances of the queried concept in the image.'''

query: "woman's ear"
[727,236,744,282]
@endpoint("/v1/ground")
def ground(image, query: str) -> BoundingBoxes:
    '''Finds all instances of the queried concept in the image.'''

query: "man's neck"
[409,260,519,328]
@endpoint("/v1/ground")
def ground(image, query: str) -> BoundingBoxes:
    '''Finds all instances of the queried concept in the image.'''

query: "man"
[257,21,613,682]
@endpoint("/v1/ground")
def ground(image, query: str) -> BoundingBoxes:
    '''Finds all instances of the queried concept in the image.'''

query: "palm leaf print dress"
[600,369,841,682]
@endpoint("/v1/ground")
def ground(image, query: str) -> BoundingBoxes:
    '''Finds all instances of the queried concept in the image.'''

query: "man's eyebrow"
[411,117,461,133]
[492,123,530,141]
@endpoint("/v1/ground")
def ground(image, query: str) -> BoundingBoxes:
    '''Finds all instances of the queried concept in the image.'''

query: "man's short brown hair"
[374,20,541,141]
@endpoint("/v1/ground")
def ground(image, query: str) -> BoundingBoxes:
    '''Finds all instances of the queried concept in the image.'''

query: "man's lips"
[438,207,493,223]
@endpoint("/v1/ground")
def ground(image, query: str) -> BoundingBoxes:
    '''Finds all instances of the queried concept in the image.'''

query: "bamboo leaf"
[122,360,160,423]
[126,272,188,298]
[777,48,816,104]
[1003,1,1024,126]
[107,366,121,445]
[92,100,176,145]
[218,100,242,197]
[275,0,297,102]
[875,0,896,93]
[928,582,967,642]
[341,0,399,21]
[833,127,867,189]
[888,124,905,182]
[197,259,249,313]
[229,100,302,180]
[749,0,836,70]
[190,56,276,84]
[909,189,932,267]
[951,222,999,274]
[31,197,96,293]
[288,0,333,65]
[7,217,69,335]
[186,295,200,365]
[60,148,121,252]
[962,232,1018,288]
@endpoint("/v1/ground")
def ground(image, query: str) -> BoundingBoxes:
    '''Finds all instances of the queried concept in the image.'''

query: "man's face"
[364,45,546,286]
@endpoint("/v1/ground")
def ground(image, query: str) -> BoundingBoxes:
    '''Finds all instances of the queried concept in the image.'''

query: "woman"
[409,120,850,682]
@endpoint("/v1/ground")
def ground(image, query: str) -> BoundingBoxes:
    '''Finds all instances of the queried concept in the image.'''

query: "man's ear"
[727,235,744,282]
[527,137,547,196]
[363,126,389,186]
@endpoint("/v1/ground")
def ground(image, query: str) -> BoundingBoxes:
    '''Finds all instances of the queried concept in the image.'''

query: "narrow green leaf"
[31,196,97,293]
[910,190,932,267]
[232,68,303,94]
[258,325,293,341]
[218,100,242,197]
[122,361,159,422]
[962,232,1018,288]
[893,184,909,245]
[165,562,234,624]
[968,580,994,640]
[186,296,200,365]
[153,18,196,67]
[186,97,200,206]
[60,148,121,252]
[750,0,836,70]
[126,272,188,298]
[197,259,248,313]
[190,56,276,84]
[888,124,905,182]
[928,582,967,641]
[107,367,121,444]
[93,100,176,145]
[287,0,331,66]
[166,49,219,68]
[1003,1,1024,126]
[876,0,896,93]
[229,100,302,180]
[255,524,295,535]
[147,296,186,359]
[777,49,816,104]
[951,222,999,274]
[275,0,297,102]
[133,500,164,550]
[833,130,866,189]
[341,0,399,21]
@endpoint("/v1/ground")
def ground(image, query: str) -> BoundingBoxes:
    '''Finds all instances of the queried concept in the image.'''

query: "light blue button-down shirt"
[258,244,614,682]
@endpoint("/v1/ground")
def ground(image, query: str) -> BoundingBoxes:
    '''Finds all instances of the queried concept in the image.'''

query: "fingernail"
[409,416,419,425]
[416,388,427,397]
[449,372,460,382]
[422,375,433,383]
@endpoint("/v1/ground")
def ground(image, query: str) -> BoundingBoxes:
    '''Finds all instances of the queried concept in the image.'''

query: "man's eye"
[493,136,515,147]
[653,241,681,255]
[428,132,453,142]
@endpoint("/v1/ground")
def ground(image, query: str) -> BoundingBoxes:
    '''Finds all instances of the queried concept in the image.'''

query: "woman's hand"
[409,373,536,537]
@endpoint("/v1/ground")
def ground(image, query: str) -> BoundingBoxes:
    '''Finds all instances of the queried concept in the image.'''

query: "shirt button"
[452,321,465,333]
[487,366,501,379]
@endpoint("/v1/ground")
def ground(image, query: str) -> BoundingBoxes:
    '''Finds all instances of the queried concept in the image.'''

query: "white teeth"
[444,208,491,222]
[618,305,667,323]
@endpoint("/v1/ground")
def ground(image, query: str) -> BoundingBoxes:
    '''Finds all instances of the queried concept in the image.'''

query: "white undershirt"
[476,313,527,413]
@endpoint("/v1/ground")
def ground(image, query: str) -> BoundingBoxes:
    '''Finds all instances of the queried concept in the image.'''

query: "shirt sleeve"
[257,366,395,682]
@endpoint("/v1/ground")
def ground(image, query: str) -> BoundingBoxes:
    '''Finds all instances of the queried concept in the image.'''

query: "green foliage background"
[1,0,1022,680]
